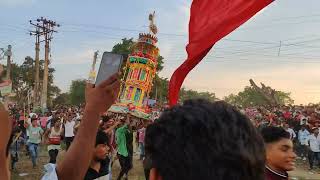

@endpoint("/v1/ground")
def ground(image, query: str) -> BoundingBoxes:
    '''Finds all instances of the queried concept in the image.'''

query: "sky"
[1,0,320,104]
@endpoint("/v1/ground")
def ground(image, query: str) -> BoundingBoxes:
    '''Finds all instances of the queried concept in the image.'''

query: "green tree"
[224,86,294,107]
[111,38,135,59]
[223,93,241,106]
[53,93,70,107]
[149,75,169,104]
[179,88,217,102]
[69,79,86,106]
[8,56,59,107]
[156,56,164,72]
[276,91,294,105]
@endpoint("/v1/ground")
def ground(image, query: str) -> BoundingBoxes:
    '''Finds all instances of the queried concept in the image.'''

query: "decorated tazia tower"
[119,12,159,109]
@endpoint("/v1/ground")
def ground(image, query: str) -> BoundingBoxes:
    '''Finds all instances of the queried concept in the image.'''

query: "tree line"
[5,38,294,108]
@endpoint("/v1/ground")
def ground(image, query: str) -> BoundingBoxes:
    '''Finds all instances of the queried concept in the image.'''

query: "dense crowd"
[1,81,320,180]
[5,104,151,180]
[242,104,320,129]
[242,104,320,171]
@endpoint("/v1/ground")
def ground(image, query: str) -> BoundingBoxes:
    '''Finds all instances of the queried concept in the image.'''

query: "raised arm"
[56,74,120,180]
[42,128,50,144]
[104,121,120,134]
[0,103,11,180]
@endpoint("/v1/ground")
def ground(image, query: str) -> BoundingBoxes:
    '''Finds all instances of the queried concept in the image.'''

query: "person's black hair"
[145,99,265,180]
[260,126,290,144]
[31,118,37,122]
[12,126,22,134]
[53,117,61,125]
[101,115,110,123]
[95,130,109,147]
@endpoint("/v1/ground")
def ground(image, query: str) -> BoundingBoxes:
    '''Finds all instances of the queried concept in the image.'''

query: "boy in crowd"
[84,130,111,180]
[24,118,44,168]
[261,126,296,180]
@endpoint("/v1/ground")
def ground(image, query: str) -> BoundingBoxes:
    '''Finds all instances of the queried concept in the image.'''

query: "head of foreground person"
[145,99,266,180]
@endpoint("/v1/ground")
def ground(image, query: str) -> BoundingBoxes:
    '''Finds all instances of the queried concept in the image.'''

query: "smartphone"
[95,52,123,86]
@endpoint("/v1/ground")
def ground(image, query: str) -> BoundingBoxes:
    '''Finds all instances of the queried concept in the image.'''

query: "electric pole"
[29,22,42,106]
[30,17,59,110]
[4,45,12,80]
[278,41,282,57]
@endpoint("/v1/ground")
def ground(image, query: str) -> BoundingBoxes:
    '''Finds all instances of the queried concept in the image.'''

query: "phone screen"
[95,52,123,86]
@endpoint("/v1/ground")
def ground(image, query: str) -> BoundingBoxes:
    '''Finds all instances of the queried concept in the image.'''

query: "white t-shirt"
[286,128,296,139]
[48,127,62,151]
[29,113,38,118]
[64,120,75,137]
[308,134,320,152]
[26,118,40,136]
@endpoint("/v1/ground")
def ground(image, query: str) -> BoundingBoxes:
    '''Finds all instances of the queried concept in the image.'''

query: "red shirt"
[283,111,291,120]
[265,166,288,180]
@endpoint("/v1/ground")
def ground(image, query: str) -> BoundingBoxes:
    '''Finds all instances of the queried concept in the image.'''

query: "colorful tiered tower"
[119,33,159,107]
[108,12,159,119]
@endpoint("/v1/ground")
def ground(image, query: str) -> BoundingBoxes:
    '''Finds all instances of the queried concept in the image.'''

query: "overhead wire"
[1,17,320,66]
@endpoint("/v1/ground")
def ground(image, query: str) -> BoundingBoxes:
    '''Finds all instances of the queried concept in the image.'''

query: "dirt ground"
[11,145,320,180]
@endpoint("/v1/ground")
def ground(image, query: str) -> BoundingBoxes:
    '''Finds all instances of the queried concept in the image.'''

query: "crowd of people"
[4,103,150,180]
[6,106,82,169]
[242,104,320,171]
[0,74,319,180]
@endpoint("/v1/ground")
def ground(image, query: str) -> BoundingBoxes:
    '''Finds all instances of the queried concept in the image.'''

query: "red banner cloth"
[168,0,274,106]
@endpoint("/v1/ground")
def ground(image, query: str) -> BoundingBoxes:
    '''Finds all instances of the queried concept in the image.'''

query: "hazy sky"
[1,0,320,104]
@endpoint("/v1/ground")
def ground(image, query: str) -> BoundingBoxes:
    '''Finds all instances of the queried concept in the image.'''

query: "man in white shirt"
[284,123,296,140]
[307,127,320,171]
[46,112,55,129]
[298,125,310,160]
[64,114,76,151]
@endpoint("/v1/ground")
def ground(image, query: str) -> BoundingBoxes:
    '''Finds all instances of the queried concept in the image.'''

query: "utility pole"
[43,28,50,111]
[278,41,282,57]
[29,22,42,106]
[4,45,12,80]
[30,17,59,111]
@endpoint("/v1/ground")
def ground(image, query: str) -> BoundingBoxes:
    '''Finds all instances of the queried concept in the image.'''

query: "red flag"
[168,0,274,106]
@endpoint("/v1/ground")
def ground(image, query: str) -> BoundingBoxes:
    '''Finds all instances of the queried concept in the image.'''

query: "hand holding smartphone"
[95,52,123,86]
